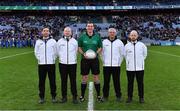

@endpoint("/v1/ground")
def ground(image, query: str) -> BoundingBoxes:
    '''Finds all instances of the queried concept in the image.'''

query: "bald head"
[130,30,138,35]
[64,27,72,37]
[108,28,117,40]
[129,30,138,42]
[108,28,117,33]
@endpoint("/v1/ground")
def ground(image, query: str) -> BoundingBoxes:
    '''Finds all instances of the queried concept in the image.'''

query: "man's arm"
[53,41,58,59]
[34,41,40,60]
[143,44,147,60]
[124,45,127,60]
[78,35,88,58]
[97,36,102,55]
[78,47,88,58]
[120,41,125,63]
[78,47,84,55]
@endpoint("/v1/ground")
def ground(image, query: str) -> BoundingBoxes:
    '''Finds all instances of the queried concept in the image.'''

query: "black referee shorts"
[81,58,100,75]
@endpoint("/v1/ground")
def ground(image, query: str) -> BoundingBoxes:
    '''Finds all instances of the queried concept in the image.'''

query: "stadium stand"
[0,14,179,48]
[0,0,179,47]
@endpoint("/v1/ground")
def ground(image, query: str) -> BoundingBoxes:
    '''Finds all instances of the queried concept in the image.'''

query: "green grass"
[0,46,180,110]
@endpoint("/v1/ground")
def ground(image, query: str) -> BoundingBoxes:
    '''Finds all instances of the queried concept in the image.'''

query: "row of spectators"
[0,14,180,48]
[114,14,180,41]
[0,15,66,48]
[0,0,179,6]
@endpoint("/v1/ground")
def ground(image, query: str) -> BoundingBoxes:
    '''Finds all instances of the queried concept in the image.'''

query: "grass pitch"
[0,46,180,110]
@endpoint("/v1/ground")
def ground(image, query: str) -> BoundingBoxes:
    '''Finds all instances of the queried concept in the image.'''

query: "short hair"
[86,22,94,27]
[41,26,50,31]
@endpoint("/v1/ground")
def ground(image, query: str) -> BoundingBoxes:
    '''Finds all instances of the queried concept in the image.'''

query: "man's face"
[63,28,71,37]
[129,31,138,41]
[108,30,116,39]
[42,28,49,38]
[86,23,94,33]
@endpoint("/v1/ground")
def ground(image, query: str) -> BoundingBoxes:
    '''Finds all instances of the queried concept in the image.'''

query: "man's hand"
[84,53,90,59]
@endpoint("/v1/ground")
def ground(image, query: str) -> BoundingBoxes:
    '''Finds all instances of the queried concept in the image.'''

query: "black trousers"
[126,70,144,98]
[38,64,56,99]
[103,67,122,98]
[59,63,77,98]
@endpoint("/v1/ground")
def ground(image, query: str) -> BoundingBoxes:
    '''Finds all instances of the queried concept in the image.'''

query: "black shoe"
[52,97,57,103]
[102,97,108,102]
[79,96,85,102]
[39,98,45,104]
[126,97,132,103]
[97,96,103,102]
[72,98,79,104]
[116,97,122,102]
[59,98,67,103]
[139,98,145,103]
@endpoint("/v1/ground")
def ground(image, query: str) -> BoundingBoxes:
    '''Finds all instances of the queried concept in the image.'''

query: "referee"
[34,27,57,104]
[102,28,124,102]
[57,27,78,104]
[125,30,147,103]
[78,22,103,102]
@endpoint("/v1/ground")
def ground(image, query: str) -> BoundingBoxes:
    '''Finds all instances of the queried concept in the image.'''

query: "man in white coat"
[34,27,57,104]
[57,27,78,104]
[102,28,124,102]
[125,30,147,103]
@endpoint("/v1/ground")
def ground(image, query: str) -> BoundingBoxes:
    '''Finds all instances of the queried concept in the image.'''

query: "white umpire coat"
[102,38,125,67]
[34,37,57,65]
[125,41,147,71]
[57,37,78,65]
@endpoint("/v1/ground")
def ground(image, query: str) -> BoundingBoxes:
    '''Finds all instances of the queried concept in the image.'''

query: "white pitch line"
[88,82,94,111]
[149,50,180,58]
[0,51,33,60]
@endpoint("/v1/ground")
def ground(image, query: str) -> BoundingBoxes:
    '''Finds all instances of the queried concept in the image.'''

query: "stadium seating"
[0,14,179,48]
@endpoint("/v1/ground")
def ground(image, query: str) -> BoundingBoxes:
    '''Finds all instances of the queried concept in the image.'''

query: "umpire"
[57,27,78,104]
[125,30,147,103]
[102,28,124,102]
[34,27,57,104]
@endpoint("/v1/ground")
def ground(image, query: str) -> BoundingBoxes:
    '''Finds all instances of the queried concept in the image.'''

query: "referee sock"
[81,82,87,98]
[94,81,100,97]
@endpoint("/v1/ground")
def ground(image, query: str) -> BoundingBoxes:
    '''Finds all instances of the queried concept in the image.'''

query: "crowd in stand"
[0,15,65,48]
[0,14,179,48]
[114,15,180,41]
